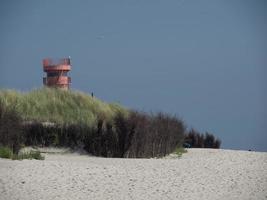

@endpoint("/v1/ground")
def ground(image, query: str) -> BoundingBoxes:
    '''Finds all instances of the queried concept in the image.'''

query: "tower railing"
[43,58,71,67]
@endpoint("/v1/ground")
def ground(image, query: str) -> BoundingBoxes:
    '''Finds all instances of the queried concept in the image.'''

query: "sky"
[0,0,266,151]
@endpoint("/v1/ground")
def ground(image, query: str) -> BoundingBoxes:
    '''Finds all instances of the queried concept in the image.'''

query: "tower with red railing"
[43,58,71,90]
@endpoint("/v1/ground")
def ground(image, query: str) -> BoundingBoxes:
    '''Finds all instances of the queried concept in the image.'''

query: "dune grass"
[0,87,128,127]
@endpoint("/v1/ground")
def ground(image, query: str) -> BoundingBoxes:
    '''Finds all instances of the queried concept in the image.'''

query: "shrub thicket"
[184,129,221,148]
[0,100,24,153]
[21,111,185,158]
[83,112,185,158]
[124,112,185,158]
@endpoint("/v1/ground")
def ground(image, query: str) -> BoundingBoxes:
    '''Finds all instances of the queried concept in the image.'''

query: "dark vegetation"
[184,129,221,148]
[0,88,221,159]
[0,101,23,154]
[0,107,185,158]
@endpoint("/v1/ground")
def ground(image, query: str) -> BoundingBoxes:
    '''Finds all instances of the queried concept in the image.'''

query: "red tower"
[43,58,71,90]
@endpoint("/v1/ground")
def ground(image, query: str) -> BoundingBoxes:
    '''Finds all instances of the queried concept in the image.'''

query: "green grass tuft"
[13,150,45,160]
[0,146,44,160]
[174,147,187,157]
[0,146,13,159]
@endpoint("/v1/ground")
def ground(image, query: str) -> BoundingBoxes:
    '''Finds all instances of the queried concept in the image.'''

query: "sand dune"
[0,149,266,200]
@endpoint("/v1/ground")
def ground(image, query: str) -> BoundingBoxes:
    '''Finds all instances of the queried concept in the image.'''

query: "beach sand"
[0,148,266,200]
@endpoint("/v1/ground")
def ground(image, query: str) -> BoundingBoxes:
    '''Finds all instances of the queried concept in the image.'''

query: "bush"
[184,129,221,149]
[124,111,185,158]
[21,111,186,158]
[0,100,24,153]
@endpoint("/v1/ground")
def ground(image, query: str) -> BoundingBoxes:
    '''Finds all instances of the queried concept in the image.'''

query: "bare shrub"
[184,129,221,149]
[124,111,185,158]
[0,101,24,153]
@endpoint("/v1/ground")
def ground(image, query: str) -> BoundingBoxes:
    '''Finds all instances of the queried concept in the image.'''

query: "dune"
[0,148,266,200]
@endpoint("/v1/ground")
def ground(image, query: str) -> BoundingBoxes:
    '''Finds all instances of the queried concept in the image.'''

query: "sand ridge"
[0,149,266,200]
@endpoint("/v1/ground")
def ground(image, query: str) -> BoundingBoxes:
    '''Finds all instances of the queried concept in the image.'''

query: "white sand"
[0,149,266,200]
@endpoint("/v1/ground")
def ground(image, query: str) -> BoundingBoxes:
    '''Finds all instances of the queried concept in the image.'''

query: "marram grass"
[0,87,128,127]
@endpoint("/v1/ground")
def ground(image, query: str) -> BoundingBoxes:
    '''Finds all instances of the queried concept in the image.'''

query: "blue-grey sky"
[0,0,266,151]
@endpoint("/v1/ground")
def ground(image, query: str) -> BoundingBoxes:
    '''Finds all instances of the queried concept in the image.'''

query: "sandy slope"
[0,149,266,200]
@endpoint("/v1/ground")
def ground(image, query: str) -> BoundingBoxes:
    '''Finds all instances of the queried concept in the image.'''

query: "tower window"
[47,71,68,77]
[47,72,59,77]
